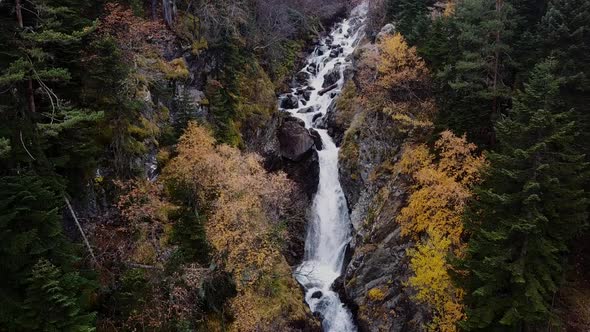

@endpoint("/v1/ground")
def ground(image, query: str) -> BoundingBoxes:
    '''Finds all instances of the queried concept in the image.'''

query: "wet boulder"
[309,128,323,151]
[280,94,299,109]
[284,115,305,127]
[302,90,312,101]
[295,71,311,85]
[298,105,318,114]
[295,88,313,101]
[311,291,323,299]
[319,83,338,96]
[312,113,323,124]
[307,63,318,75]
[278,119,314,162]
[323,64,341,88]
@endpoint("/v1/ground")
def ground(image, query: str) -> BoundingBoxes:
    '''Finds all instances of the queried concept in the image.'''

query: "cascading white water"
[280,4,368,331]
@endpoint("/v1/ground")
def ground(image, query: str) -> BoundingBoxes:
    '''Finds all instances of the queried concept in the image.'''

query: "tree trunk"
[15,0,36,113]
[15,0,23,28]
[64,196,98,267]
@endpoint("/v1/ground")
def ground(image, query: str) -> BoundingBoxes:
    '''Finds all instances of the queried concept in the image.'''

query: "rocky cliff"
[339,110,429,331]
[327,33,432,331]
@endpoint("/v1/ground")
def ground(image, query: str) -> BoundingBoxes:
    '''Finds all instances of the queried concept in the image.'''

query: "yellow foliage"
[408,232,465,332]
[444,1,456,17]
[399,131,485,331]
[191,37,208,55]
[374,33,430,103]
[163,122,309,330]
[368,288,386,302]
[354,32,435,142]
[399,144,432,175]
[159,58,190,80]
[435,130,486,185]
[398,131,485,248]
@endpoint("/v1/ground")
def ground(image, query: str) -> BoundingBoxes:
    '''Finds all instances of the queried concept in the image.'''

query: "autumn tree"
[164,122,310,330]
[399,131,486,331]
[354,33,435,138]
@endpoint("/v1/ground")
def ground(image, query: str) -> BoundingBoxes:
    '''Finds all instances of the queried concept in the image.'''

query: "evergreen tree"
[541,0,590,92]
[540,0,590,160]
[20,259,96,331]
[436,0,515,147]
[458,59,588,329]
[0,0,102,180]
[385,0,433,45]
[206,37,245,147]
[0,176,96,330]
[418,16,460,73]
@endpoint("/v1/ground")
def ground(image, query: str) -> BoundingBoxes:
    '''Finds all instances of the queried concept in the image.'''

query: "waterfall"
[281,4,368,331]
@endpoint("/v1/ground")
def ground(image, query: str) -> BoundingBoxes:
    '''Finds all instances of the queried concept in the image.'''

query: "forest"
[0,0,588,331]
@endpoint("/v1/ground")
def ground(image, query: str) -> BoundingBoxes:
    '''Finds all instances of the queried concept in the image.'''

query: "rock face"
[336,109,430,332]
[298,105,318,114]
[322,98,349,146]
[296,70,311,85]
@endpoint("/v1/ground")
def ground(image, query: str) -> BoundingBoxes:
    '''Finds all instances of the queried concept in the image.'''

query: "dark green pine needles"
[458,59,589,330]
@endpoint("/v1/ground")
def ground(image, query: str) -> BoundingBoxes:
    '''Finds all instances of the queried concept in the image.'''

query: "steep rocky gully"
[264,7,431,332]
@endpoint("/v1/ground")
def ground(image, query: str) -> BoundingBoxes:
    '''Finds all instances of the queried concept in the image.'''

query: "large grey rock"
[318,83,338,96]
[298,105,319,114]
[278,119,314,162]
[323,64,341,88]
[324,99,346,146]
[376,23,396,43]
[281,94,299,109]
[296,71,311,85]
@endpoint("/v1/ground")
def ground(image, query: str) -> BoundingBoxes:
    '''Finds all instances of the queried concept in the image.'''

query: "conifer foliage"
[458,59,588,329]
[0,176,96,330]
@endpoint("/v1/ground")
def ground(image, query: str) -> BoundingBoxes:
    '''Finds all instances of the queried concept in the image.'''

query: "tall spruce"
[0,176,96,330]
[436,0,514,147]
[540,0,590,162]
[20,259,96,331]
[385,0,433,45]
[458,59,588,329]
